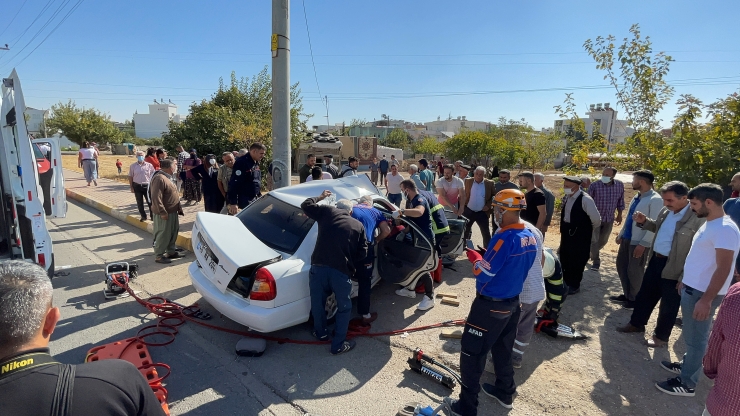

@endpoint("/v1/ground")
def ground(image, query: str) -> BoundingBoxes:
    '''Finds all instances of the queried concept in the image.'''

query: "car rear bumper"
[188,261,310,333]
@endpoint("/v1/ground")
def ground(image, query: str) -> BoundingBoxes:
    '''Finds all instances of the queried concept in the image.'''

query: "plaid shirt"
[588,179,625,223]
[176,151,189,174]
[704,282,740,416]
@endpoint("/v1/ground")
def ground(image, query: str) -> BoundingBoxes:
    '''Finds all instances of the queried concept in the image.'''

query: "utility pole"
[271,0,290,189]
[324,95,329,131]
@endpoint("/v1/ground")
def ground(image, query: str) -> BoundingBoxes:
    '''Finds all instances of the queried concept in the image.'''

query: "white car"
[188,175,465,333]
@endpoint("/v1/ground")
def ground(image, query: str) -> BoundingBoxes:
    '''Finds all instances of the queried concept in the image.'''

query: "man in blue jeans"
[656,184,740,396]
[301,191,368,355]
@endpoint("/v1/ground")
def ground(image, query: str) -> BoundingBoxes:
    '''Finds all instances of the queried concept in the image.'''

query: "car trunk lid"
[193,212,282,294]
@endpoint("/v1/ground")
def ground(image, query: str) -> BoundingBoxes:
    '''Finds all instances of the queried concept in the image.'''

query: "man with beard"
[558,176,601,294]
[612,170,663,308]
[656,184,740,397]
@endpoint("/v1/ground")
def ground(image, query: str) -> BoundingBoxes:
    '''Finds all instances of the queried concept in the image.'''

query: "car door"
[438,209,466,257]
[376,217,437,288]
[32,137,66,218]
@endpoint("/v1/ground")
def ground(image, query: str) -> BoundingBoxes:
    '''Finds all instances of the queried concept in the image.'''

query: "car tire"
[308,293,338,325]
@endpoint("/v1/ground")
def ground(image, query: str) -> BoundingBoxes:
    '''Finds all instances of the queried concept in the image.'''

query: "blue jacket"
[473,222,537,298]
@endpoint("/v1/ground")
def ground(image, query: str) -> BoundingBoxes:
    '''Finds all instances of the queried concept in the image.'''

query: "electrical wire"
[301,0,326,116]
[0,0,30,39]
[10,0,85,69]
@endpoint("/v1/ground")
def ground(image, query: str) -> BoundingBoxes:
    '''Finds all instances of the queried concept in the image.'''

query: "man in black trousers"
[559,177,601,294]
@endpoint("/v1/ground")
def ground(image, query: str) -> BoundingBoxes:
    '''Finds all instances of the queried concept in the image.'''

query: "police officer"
[227,143,266,215]
[440,189,537,414]
[0,261,165,415]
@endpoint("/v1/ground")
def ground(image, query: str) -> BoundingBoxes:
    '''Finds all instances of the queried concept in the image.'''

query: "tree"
[46,100,124,146]
[519,131,565,172]
[411,136,444,156]
[554,93,608,176]
[162,67,310,168]
[443,122,523,170]
[583,24,674,170]
[384,128,410,149]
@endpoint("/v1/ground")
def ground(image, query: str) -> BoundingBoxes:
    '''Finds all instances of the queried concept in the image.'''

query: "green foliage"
[46,100,124,146]
[162,67,310,168]
[583,24,674,171]
[443,118,526,170]
[411,136,444,156]
[519,130,565,172]
[383,128,410,149]
[646,92,740,186]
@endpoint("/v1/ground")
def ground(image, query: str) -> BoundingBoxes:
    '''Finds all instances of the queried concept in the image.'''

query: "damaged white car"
[188,175,465,333]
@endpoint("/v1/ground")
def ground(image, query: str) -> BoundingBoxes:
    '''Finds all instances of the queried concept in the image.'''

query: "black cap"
[563,176,582,185]
[324,154,333,159]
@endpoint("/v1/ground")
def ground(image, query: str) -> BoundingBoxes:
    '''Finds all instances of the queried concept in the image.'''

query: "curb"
[65,188,193,251]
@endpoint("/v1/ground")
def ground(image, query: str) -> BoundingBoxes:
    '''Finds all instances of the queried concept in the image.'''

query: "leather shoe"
[165,252,184,259]
[361,312,378,324]
[645,336,667,348]
[609,294,628,304]
[616,323,645,333]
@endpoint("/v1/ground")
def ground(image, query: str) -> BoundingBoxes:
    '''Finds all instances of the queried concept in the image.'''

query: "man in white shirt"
[385,164,404,207]
[436,164,466,216]
[128,151,156,222]
[306,166,333,182]
[656,183,740,397]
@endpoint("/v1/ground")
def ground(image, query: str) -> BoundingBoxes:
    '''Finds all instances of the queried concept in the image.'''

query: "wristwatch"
[400,208,405,216]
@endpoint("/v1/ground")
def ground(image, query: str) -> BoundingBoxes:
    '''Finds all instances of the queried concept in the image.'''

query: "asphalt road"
[47,200,490,415]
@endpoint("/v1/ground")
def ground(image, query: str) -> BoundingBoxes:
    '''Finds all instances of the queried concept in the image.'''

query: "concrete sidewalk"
[63,169,198,250]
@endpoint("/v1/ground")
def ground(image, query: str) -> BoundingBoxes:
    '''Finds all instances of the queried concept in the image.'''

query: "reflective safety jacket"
[417,190,450,235]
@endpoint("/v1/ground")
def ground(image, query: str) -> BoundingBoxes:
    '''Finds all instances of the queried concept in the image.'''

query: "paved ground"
[45,194,716,415]
[64,169,201,241]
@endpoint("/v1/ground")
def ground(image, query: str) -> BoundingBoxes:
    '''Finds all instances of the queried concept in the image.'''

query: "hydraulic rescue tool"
[406,348,462,390]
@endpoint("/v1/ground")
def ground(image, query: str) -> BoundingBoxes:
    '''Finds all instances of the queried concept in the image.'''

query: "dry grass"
[62,154,136,184]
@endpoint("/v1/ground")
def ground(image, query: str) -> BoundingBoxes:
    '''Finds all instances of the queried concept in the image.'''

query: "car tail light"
[38,253,46,267]
[250,268,276,301]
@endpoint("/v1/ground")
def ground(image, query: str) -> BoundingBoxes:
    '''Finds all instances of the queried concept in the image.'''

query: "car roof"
[270,175,382,207]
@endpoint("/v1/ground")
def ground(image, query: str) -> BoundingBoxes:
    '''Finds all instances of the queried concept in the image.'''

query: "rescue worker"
[417,188,451,282]
[536,248,569,336]
[440,189,537,414]
[394,180,437,311]
[227,142,266,215]
[352,195,391,324]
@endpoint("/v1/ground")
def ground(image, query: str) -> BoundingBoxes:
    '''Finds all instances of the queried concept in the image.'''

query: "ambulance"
[0,70,66,276]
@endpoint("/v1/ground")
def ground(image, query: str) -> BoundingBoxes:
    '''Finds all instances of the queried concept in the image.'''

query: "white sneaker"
[395,288,417,298]
[417,295,435,311]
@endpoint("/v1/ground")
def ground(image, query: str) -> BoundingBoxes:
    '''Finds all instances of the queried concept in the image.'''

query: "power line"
[9,0,85,69]
[301,0,329,127]
[0,0,74,68]
[0,0,30,39]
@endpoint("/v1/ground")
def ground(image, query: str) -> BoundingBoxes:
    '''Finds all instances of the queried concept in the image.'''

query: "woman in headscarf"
[145,147,160,170]
[77,141,99,186]
[181,149,202,205]
[191,154,224,213]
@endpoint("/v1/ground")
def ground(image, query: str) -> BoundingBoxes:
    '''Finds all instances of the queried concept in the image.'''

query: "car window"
[32,144,44,159]
[236,195,315,254]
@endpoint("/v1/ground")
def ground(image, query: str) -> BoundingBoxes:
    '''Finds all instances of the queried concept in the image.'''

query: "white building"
[25,107,49,136]
[554,103,634,147]
[424,116,490,135]
[133,101,184,138]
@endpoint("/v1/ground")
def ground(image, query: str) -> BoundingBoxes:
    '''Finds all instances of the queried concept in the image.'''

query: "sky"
[0,0,738,131]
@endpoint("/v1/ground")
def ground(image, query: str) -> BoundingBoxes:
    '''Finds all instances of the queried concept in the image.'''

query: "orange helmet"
[492,189,527,211]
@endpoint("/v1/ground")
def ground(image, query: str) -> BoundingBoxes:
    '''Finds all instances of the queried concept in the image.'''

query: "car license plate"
[197,233,219,274]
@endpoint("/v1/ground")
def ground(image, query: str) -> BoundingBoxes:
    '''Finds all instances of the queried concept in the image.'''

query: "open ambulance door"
[32,137,66,218]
